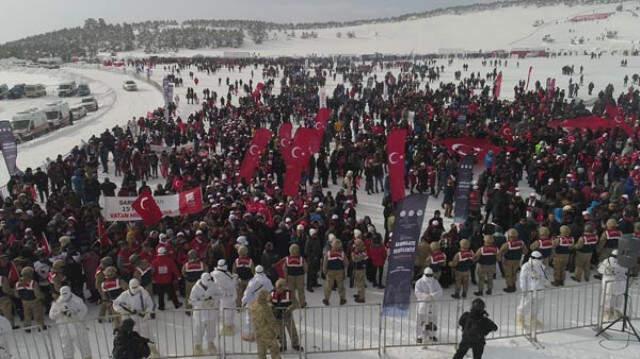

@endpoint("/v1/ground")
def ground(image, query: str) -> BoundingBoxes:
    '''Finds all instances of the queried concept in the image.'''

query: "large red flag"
[283,164,303,197]
[289,128,315,170]
[386,129,407,203]
[97,217,112,247]
[178,187,204,215]
[494,72,503,99]
[239,128,273,182]
[279,122,293,163]
[310,108,331,153]
[132,192,164,226]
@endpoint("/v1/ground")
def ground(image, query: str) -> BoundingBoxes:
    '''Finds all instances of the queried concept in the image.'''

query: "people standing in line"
[473,235,498,296]
[572,224,598,282]
[233,245,255,308]
[271,279,302,351]
[552,225,574,286]
[351,238,368,303]
[284,244,307,308]
[241,265,274,342]
[452,298,498,359]
[48,286,91,359]
[190,273,222,355]
[498,229,526,293]
[450,239,473,299]
[322,240,348,306]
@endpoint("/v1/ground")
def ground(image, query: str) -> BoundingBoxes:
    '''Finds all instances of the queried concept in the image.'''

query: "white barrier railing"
[0,280,637,358]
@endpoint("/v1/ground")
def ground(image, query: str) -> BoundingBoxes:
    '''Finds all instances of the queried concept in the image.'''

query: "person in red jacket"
[368,236,387,289]
[151,247,182,310]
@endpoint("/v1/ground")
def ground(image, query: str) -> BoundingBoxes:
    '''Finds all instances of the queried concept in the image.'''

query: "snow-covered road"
[0,67,163,185]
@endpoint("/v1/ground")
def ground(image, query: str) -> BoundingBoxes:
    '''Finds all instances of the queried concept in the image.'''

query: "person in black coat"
[453,298,498,359]
[112,318,151,359]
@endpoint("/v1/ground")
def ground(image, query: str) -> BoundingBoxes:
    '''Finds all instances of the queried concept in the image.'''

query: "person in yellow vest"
[95,256,113,322]
[598,219,621,261]
[182,249,207,312]
[131,254,153,295]
[530,227,553,266]
[233,245,255,308]
[323,240,348,306]
[100,266,127,327]
[473,235,498,296]
[425,241,447,281]
[572,224,598,282]
[450,239,473,299]
[552,225,574,286]
[498,229,526,293]
[0,275,14,327]
[351,239,368,303]
[284,244,307,308]
[15,267,45,331]
[49,259,66,300]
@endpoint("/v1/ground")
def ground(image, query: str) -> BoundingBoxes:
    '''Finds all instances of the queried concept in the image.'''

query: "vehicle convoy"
[24,84,47,98]
[80,96,99,112]
[11,108,49,142]
[43,101,71,128]
[58,81,77,97]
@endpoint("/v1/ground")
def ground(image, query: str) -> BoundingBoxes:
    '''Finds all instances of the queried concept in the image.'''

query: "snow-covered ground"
[121,1,640,58]
[0,66,163,185]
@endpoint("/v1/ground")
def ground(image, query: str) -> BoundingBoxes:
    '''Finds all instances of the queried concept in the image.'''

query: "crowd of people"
[0,53,636,358]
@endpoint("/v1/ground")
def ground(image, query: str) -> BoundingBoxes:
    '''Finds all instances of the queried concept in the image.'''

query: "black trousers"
[453,341,485,359]
[154,283,180,310]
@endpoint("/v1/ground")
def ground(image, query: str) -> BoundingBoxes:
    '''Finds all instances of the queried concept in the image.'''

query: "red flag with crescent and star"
[309,108,331,153]
[279,122,293,163]
[132,192,163,226]
[386,128,407,203]
[282,128,317,197]
[239,128,273,182]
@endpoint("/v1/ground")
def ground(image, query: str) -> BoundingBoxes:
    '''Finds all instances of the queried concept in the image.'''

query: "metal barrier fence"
[0,280,637,358]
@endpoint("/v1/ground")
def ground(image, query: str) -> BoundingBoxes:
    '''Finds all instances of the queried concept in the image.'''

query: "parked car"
[43,101,70,128]
[24,84,47,98]
[123,80,138,91]
[77,83,91,96]
[8,84,25,99]
[11,108,49,142]
[0,84,8,99]
[80,96,99,112]
[70,104,87,121]
[58,81,77,97]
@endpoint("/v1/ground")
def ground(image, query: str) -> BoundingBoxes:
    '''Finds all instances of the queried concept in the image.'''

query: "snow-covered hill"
[123,1,640,57]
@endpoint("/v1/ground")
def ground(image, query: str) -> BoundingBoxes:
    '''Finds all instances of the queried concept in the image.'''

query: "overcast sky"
[0,0,499,44]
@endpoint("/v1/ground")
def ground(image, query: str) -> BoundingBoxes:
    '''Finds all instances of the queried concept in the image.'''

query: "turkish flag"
[494,72,503,99]
[500,124,514,143]
[239,128,272,182]
[387,129,407,203]
[97,217,112,247]
[289,128,315,170]
[132,192,164,226]
[310,108,331,153]
[274,257,286,278]
[279,122,293,163]
[178,187,204,215]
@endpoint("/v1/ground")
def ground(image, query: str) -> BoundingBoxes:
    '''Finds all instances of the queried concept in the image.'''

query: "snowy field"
[121,1,640,57]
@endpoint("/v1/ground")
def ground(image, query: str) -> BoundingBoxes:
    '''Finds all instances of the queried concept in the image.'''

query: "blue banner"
[454,155,475,223]
[382,194,429,316]
[0,121,20,176]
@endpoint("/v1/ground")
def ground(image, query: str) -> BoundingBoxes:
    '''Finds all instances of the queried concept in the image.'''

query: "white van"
[43,101,71,128]
[11,109,49,142]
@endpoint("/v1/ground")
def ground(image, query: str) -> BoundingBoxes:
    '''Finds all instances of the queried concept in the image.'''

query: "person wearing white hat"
[414,267,443,344]
[49,286,91,359]
[516,251,549,331]
[211,260,238,336]
[190,273,223,355]
[598,249,627,321]
[113,278,158,357]
[241,265,274,341]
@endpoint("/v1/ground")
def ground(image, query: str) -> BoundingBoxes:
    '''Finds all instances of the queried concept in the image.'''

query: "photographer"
[453,298,498,359]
